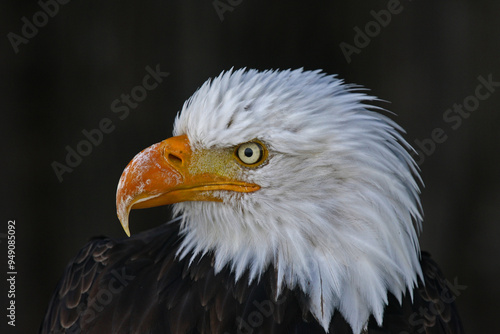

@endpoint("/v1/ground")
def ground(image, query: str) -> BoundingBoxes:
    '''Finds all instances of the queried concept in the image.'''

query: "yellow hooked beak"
[116,134,260,236]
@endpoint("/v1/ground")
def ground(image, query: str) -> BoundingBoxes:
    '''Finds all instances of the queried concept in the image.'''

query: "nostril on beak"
[167,153,183,167]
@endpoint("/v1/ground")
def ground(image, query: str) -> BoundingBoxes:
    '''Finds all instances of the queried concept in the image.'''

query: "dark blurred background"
[1,1,499,333]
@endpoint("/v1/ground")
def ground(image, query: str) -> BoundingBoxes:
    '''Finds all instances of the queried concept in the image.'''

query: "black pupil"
[244,148,254,157]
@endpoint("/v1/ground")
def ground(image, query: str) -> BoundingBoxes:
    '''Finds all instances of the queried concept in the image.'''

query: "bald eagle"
[40,69,464,334]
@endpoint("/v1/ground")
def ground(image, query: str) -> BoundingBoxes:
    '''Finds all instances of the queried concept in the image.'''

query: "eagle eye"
[235,141,267,167]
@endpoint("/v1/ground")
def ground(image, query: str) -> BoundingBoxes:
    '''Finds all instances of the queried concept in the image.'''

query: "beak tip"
[117,205,132,237]
[120,217,131,237]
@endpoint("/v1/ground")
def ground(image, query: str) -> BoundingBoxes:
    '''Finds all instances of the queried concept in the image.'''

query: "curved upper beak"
[116,134,260,236]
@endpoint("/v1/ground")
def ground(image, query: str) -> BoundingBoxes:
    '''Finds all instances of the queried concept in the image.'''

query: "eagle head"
[116,68,423,333]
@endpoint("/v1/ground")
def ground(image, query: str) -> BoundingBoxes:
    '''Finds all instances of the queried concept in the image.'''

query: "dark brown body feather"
[40,220,464,334]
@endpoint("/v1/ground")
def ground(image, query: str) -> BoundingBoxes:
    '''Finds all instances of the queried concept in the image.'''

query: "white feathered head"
[117,68,423,334]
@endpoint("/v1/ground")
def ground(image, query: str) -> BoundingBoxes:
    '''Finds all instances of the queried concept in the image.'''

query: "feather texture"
[39,220,463,333]
[173,68,424,331]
